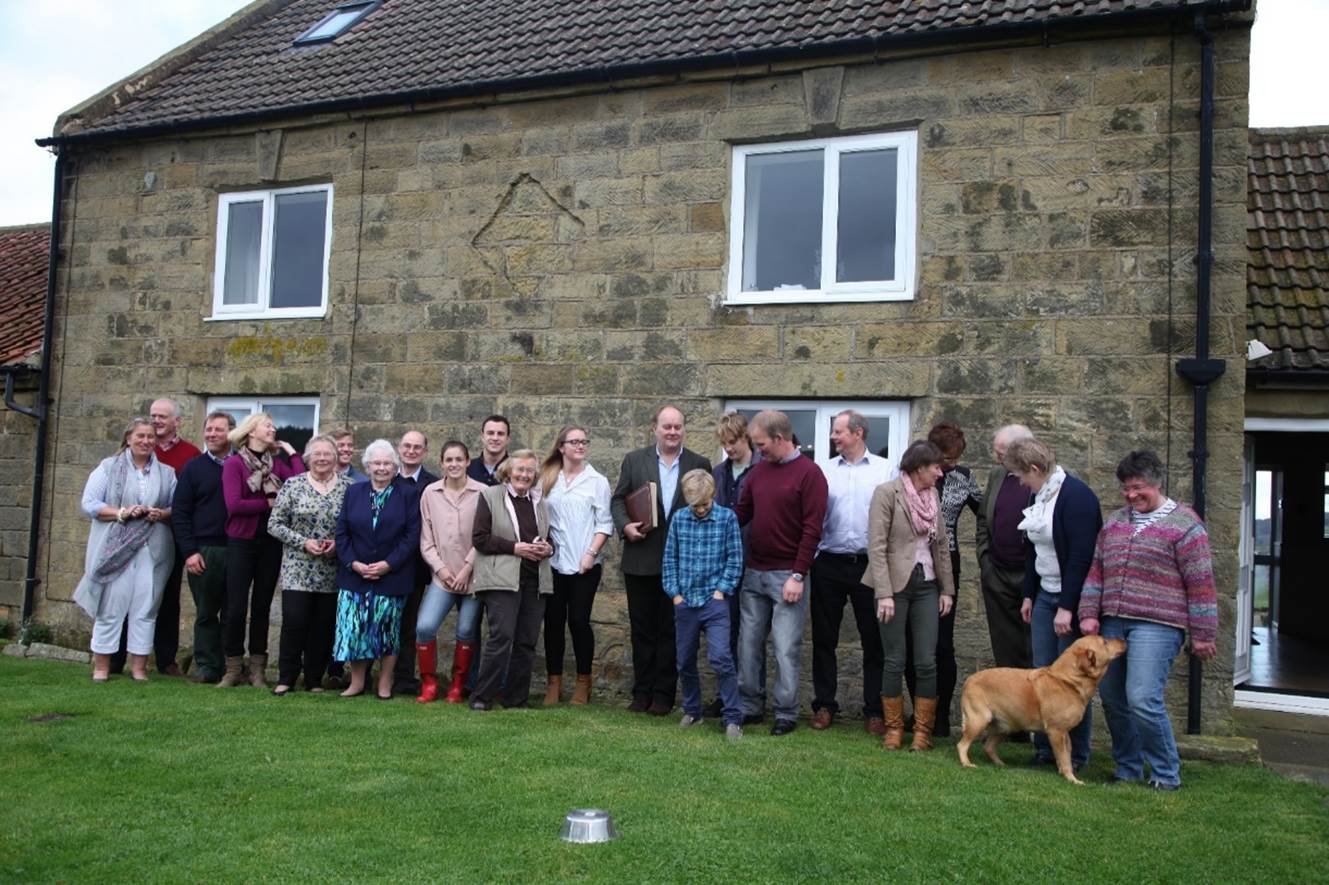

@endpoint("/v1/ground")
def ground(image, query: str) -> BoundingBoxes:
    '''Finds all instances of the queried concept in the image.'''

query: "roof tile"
[0,226,48,366]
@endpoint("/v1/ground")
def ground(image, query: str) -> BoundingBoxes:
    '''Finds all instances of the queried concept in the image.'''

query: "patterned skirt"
[333,590,405,661]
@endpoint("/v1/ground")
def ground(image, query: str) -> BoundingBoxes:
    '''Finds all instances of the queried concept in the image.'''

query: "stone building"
[31,0,1252,729]
[0,224,49,628]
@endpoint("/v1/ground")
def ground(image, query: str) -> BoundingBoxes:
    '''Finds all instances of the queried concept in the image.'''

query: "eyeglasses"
[563,438,590,447]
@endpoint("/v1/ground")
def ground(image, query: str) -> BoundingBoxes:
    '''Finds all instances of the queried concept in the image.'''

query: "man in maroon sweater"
[151,398,200,675]
[734,410,828,735]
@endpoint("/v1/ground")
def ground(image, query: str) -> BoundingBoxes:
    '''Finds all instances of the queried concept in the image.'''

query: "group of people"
[74,400,1218,785]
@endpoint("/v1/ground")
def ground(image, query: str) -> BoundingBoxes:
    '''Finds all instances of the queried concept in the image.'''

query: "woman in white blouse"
[74,418,178,682]
[538,425,613,705]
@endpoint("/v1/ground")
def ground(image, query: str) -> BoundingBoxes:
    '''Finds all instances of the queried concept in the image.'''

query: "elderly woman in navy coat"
[333,438,422,699]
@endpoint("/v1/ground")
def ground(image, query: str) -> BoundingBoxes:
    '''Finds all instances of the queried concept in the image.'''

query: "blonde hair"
[715,411,749,443]
[539,425,587,495]
[1003,438,1056,475]
[229,412,274,450]
[681,468,715,513]
[495,448,538,484]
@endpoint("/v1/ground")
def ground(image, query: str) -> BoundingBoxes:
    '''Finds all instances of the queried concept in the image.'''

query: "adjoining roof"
[49,0,1248,143]
[1247,128,1329,374]
[0,225,49,367]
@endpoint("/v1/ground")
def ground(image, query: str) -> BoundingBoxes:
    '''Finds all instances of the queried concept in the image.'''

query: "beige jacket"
[471,484,553,594]
[866,476,955,599]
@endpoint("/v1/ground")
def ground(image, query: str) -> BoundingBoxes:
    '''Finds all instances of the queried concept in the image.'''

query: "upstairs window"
[726,131,917,305]
[294,1,380,45]
[211,184,332,320]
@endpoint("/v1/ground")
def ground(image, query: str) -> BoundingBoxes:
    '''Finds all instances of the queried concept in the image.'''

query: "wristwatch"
[791,573,804,583]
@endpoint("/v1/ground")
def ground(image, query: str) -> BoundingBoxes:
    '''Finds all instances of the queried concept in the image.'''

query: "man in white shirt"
[810,410,896,734]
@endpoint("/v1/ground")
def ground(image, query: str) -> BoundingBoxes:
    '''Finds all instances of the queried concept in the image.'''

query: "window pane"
[837,148,897,282]
[1255,470,1272,556]
[742,150,822,292]
[304,6,368,41]
[222,201,263,306]
[734,408,816,459]
[1323,469,1328,540]
[217,407,251,428]
[827,413,895,464]
[264,403,317,454]
[270,191,328,309]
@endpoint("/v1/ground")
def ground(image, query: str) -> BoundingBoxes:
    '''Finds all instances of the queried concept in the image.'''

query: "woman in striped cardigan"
[1079,450,1218,791]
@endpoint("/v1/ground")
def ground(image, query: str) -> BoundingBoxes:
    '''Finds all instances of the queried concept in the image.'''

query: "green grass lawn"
[2,656,1326,883]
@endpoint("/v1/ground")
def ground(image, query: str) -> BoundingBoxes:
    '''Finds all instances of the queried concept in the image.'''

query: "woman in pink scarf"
[866,440,955,751]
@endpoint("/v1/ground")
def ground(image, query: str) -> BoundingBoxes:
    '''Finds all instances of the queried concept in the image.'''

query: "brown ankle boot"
[216,656,244,688]
[911,697,938,751]
[570,674,592,705]
[247,654,268,688]
[881,695,905,750]
[543,674,563,706]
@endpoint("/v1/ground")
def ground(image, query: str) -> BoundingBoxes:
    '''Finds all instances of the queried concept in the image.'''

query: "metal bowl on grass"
[560,808,619,843]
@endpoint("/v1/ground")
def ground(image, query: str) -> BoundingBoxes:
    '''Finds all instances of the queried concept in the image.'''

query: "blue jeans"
[1098,617,1185,787]
[738,568,807,722]
[674,596,741,725]
[415,583,481,643]
[1030,590,1092,767]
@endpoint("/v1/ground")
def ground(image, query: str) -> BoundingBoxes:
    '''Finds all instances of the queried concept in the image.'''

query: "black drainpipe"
[4,151,64,639]
[1173,13,1226,735]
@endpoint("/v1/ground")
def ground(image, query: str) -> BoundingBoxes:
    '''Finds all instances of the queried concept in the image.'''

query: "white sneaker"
[679,713,702,728]
[725,723,743,741]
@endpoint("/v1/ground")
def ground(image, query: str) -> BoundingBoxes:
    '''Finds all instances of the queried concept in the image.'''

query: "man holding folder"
[611,404,711,715]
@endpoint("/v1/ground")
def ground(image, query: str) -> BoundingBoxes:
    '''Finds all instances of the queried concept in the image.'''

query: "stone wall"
[40,21,1249,730]
[0,378,38,626]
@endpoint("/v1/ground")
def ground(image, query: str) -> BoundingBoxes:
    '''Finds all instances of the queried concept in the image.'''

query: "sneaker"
[679,713,702,728]
[1148,780,1181,792]
[725,723,743,741]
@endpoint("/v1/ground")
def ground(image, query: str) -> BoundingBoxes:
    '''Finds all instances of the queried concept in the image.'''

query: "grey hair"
[1116,450,1166,488]
[304,433,339,460]
[361,438,401,471]
[993,423,1033,446]
[152,397,183,418]
[836,409,870,441]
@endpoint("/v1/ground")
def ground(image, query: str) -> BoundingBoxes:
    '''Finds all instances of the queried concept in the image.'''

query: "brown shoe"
[864,715,886,736]
[217,656,245,688]
[543,675,563,706]
[247,654,268,688]
[647,701,672,716]
[627,697,650,713]
[810,708,834,730]
[159,662,184,678]
[911,697,938,752]
[881,695,905,750]
[570,674,592,705]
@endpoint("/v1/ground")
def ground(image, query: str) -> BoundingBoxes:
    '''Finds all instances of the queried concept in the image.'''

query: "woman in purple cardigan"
[219,413,304,687]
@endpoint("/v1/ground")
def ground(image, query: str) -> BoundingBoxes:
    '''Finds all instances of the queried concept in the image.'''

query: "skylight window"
[294,1,380,45]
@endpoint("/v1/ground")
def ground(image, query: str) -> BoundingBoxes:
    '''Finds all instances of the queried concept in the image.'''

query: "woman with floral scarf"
[75,418,178,681]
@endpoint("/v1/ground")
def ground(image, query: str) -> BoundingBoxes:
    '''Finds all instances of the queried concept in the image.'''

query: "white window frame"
[725,131,917,305]
[723,399,912,471]
[206,396,321,435]
[209,184,333,321]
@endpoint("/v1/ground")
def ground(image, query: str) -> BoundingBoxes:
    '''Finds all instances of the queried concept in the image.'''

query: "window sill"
[205,308,328,322]
[723,289,914,306]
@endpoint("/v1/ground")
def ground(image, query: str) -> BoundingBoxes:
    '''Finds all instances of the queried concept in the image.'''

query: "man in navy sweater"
[171,411,234,683]
[734,410,828,735]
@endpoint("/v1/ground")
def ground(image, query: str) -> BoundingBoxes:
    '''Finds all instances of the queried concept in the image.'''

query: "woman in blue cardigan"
[333,439,422,699]
[1005,437,1103,770]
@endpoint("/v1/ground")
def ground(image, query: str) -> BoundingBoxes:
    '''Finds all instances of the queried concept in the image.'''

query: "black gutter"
[38,0,1250,149]
[9,152,63,640]
[1173,13,1227,736]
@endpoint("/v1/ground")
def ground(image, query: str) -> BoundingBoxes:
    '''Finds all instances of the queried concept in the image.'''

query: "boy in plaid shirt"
[663,469,744,739]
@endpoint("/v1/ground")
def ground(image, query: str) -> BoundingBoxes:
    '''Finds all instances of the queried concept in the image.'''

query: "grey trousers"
[980,560,1032,670]
[738,568,806,722]
[879,569,939,698]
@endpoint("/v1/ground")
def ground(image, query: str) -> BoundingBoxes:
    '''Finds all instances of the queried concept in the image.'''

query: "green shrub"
[21,620,53,645]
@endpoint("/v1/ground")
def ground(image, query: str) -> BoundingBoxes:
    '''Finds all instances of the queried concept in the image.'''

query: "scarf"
[91,451,167,579]
[239,445,284,500]
[369,483,394,530]
[900,472,939,542]
[1017,465,1066,539]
